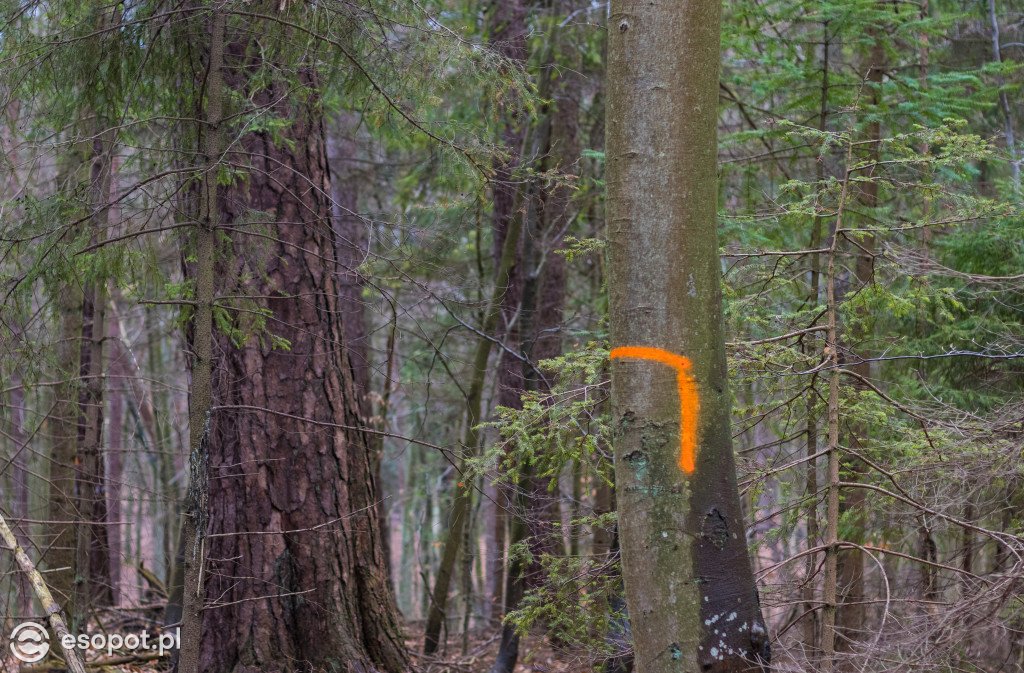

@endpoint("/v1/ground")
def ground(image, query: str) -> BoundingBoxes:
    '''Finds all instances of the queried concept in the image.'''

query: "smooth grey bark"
[606,0,770,670]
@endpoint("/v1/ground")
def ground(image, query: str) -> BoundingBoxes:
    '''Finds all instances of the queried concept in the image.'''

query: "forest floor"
[405,622,592,673]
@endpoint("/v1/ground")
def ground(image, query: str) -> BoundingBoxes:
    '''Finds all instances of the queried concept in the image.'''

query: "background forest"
[1,0,1023,671]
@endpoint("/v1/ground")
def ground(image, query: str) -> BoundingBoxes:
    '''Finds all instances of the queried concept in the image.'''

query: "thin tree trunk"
[988,0,1019,191]
[2,104,32,618]
[835,37,884,657]
[461,493,475,654]
[490,8,578,664]
[176,8,224,673]
[821,140,856,673]
[491,170,543,673]
[74,127,115,624]
[803,20,829,657]
[918,523,938,606]
[487,0,528,626]
[422,452,435,621]
[960,498,974,660]
[106,311,125,607]
[399,443,419,616]
[424,182,524,654]
[822,243,841,673]
[569,460,582,558]
[48,274,82,614]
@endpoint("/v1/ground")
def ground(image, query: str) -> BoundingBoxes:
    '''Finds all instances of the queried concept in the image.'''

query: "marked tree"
[605,0,770,669]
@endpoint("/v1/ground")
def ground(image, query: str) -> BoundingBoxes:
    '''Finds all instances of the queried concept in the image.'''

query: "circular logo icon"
[10,622,50,663]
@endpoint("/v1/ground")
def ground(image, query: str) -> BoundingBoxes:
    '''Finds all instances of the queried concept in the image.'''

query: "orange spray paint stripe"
[610,346,699,473]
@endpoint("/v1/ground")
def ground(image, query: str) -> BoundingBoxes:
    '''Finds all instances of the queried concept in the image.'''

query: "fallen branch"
[0,509,87,673]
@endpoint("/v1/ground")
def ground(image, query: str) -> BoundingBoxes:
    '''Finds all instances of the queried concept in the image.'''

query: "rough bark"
[460,495,475,654]
[74,126,115,622]
[48,266,82,613]
[487,0,528,626]
[606,0,769,669]
[182,11,408,672]
[74,288,109,618]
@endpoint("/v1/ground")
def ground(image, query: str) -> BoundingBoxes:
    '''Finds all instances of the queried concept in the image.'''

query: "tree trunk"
[327,113,396,592]
[987,0,1019,191]
[821,132,857,673]
[184,11,408,672]
[490,8,578,666]
[105,312,125,607]
[423,179,524,654]
[835,35,884,659]
[606,0,770,669]
[491,177,542,673]
[74,128,114,621]
[48,259,82,615]
[175,8,224,672]
[803,22,829,656]
[1,105,32,622]
[487,0,528,628]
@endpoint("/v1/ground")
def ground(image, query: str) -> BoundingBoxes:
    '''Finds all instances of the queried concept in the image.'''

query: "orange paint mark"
[610,346,700,473]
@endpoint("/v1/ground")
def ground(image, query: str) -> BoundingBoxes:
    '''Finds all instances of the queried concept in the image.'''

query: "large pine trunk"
[191,38,406,673]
